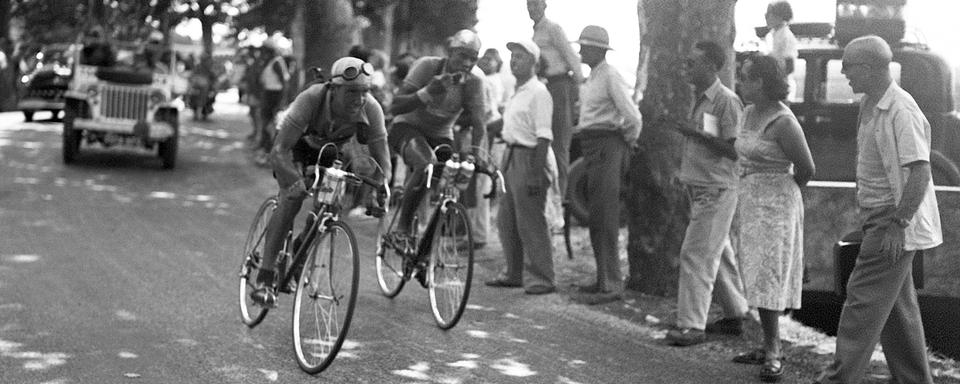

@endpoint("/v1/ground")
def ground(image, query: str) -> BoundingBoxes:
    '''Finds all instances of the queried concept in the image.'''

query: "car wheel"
[62,107,81,164]
[157,110,179,170]
[23,111,34,122]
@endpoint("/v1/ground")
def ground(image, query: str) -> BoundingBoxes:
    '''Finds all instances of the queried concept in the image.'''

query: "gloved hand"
[425,75,446,95]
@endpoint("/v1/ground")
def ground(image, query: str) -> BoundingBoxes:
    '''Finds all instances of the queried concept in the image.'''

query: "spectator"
[763,0,799,101]
[256,44,290,166]
[817,35,941,384]
[528,0,582,199]
[243,47,266,143]
[485,39,556,295]
[666,40,750,347]
[732,54,815,382]
[572,25,641,302]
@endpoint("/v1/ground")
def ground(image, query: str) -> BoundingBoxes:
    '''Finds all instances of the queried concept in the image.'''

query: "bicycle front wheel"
[238,197,277,327]
[292,221,360,374]
[427,201,474,329]
[375,187,407,297]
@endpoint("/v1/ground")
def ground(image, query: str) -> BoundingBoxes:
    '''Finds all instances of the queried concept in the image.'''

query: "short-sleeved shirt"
[678,79,744,188]
[278,83,386,164]
[392,56,485,140]
[501,76,553,148]
[857,82,942,251]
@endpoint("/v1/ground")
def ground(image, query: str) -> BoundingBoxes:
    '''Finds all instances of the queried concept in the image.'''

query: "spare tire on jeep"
[95,67,154,85]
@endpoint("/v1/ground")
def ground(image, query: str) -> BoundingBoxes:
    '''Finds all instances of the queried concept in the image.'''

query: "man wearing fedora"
[485,39,558,295]
[573,25,642,301]
[528,0,583,200]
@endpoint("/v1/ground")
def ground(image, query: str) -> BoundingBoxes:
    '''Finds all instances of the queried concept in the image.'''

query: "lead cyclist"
[250,56,392,307]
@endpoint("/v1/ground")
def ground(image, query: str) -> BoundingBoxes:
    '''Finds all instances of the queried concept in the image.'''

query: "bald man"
[817,35,941,384]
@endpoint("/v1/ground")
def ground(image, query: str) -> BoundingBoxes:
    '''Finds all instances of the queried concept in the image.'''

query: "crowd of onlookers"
[233,0,941,382]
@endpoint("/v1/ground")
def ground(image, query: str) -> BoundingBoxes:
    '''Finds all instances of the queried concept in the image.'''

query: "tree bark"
[303,0,357,76]
[0,0,10,49]
[624,0,737,296]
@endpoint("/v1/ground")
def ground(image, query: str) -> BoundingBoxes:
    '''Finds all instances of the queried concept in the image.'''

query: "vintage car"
[62,39,183,169]
[17,43,74,122]
[753,5,960,359]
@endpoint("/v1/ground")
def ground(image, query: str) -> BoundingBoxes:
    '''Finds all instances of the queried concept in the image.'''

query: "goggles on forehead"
[332,62,375,82]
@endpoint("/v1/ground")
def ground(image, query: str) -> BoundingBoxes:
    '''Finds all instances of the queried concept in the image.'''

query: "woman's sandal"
[759,357,784,383]
[732,349,766,365]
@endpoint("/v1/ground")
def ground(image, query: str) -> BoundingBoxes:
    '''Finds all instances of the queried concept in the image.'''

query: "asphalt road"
[0,101,762,384]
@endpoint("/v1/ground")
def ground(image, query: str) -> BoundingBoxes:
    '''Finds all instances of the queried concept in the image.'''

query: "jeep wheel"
[23,111,34,122]
[930,151,960,186]
[157,110,179,170]
[62,106,81,164]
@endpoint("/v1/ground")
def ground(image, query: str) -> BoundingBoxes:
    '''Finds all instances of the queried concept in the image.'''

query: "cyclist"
[387,29,487,242]
[251,56,392,307]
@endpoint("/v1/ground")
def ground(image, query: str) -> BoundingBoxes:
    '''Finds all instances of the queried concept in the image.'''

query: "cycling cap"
[447,29,482,53]
[329,56,373,87]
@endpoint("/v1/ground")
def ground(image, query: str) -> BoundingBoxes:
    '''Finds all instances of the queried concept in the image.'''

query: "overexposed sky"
[476,0,960,86]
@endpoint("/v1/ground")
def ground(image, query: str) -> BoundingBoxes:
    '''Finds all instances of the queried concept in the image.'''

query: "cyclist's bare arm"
[463,76,487,153]
[388,82,424,116]
[270,120,306,189]
[363,100,392,182]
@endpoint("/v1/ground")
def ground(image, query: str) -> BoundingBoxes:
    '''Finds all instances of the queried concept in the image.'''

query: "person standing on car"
[250,57,392,307]
[573,25,642,302]
[528,0,582,199]
[732,54,815,382]
[666,40,751,347]
[816,35,941,384]
[763,1,799,101]
[484,39,557,295]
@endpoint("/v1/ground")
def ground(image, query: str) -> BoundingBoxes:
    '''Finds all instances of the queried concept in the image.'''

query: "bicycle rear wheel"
[238,197,277,327]
[375,188,407,297]
[427,201,474,329]
[292,221,360,374]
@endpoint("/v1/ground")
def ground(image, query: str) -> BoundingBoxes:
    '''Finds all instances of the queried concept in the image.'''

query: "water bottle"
[441,153,461,191]
[317,160,345,205]
[456,155,475,191]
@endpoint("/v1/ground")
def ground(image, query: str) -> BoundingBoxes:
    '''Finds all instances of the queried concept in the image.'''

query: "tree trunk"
[624,0,737,296]
[303,0,357,76]
[291,0,305,89]
[0,0,10,49]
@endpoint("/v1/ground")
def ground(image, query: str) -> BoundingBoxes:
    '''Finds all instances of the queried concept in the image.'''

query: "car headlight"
[149,91,165,107]
[20,75,30,84]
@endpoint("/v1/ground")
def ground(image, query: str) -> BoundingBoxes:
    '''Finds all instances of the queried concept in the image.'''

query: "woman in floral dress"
[733,54,815,382]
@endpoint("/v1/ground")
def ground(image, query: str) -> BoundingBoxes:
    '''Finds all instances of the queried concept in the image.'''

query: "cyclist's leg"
[389,124,436,234]
[252,189,306,304]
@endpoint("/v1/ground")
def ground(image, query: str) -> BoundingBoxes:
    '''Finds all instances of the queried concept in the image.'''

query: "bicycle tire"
[375,189,407,297]
[238,197,277,327]
[292,220,360,374]
[427,201,474,329]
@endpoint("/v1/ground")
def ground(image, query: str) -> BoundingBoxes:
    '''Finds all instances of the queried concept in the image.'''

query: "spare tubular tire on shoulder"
[565,158,589,226]
[95,67,154,85]
[930,150,960,186]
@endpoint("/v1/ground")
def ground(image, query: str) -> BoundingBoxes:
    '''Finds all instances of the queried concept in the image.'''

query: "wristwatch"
[891,217,910,228]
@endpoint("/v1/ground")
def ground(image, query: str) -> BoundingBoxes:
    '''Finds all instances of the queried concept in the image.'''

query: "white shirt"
[260,56,289,91]
[501,76,553,148]
[859,82,942,251]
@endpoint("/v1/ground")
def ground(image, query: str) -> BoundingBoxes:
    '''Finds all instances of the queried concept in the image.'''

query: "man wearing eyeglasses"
[816,35,940,384]
[250,56,392,307]
[387,29,487,239]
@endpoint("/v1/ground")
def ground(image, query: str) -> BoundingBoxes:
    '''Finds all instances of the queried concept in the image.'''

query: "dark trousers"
[497,146,554,289]
[579,133,627,290]
[820,206,933,384]
[546,75,575,197]
[259,90,284,152]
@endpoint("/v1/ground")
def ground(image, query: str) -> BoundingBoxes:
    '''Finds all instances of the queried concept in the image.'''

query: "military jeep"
[62,39,182,169]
